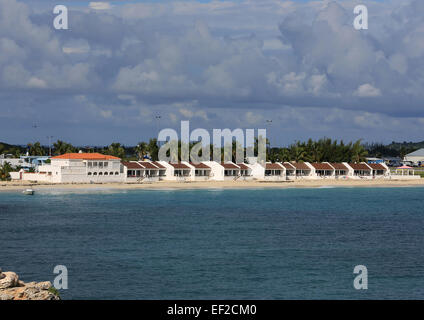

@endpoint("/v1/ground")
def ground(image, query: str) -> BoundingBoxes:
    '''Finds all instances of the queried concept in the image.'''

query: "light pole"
[47,136,53,157]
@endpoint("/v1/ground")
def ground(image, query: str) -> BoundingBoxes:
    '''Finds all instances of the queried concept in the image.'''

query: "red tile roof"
[122,161,143,169]
[311,163,333,170]
[282,162,295,170]
[237,163,250,170]
[139,161,160,169]
[291,162,310,170]
[349,163,371,170]
[368,163,386,170]
[189,162,211,169]
[152,161,165,169]
[221,162,240,169]
[169,162,190,169]
[266,163,284,170]
[330,163,348,170]
[51,153,120,160]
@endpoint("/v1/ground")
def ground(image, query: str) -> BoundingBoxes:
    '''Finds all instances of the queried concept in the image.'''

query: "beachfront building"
[122,161,162,182]
[222,162,241,180]
[330,163,349,178]
[310,163,335,178]
[14,153,124,183]
[264,163,285,181]
[237,163,253,181]
[187,162,212,181]
[282,162,296,180]
[202,161,225,181]
[368,163,389,177]
[348,163,372,179]
[291,162,313,179]
[156,161,192,181]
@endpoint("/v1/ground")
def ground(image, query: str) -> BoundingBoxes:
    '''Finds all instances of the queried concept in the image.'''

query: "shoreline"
[1,179,424,192]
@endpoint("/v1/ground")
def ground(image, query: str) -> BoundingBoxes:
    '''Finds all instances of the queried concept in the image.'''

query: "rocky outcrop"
[0,268,60,300]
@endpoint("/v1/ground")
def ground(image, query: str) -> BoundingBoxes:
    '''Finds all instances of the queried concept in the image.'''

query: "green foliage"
[0,161,13,181]
[268,138,368,163]
[27,142,46,156]
[53,140,76,155]
[48,286,60,298]
[104,142,126,159]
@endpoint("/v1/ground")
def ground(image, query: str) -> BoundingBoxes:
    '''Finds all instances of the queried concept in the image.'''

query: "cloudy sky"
[0,0,423,146]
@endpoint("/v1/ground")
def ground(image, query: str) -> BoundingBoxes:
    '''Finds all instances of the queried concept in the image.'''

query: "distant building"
[0,155,49,170]
[366,157,384,164]
[403,148,424,166]
[16,153,124,183]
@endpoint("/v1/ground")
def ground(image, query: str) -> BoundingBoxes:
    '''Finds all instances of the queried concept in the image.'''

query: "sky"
[0,0,423,147]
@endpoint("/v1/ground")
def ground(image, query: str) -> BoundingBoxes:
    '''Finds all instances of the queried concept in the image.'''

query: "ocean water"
[0,187,423,300]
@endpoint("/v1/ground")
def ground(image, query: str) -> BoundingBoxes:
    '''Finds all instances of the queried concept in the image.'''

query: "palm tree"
[147,138,159,161]
[27,142,45,156]
[53,140,76,155]
[350,140,368,163]
[135,142,148,160]
[105,143,125,159]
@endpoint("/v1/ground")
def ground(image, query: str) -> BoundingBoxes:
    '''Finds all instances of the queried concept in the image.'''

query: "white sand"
[1,178,424,192]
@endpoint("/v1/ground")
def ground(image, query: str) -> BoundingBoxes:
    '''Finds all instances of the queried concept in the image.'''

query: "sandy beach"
[1,178,424,192]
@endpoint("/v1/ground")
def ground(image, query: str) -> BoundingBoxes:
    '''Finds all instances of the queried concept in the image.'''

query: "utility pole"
[47,135,53,157]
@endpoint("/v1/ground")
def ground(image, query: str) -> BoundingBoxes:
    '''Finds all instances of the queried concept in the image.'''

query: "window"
[93,172,97,175]
[115,172,119,175]
[88,162,92,168]
[99,162,103,168]
[99,172,103,175]
[104,162,108,167]
[104,172,108,175]
[93,162,98,167]
[110,172,113,175]
[88,172,92,176]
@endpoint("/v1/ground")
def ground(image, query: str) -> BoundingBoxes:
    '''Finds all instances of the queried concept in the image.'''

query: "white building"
[264,163,285,181]
[403,148,424,166]
[15,153,124,183]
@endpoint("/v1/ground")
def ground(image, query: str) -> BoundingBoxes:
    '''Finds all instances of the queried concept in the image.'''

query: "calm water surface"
[0,187,423,299]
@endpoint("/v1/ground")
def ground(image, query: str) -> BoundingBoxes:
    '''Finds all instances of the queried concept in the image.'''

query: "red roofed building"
[28,152,124,183]
[264,162,285,181]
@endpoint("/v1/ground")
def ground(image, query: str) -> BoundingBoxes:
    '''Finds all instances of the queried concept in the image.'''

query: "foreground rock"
[0,268,60,300]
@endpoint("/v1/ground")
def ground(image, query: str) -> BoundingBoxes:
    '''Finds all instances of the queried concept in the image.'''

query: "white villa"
[16,153,124,183]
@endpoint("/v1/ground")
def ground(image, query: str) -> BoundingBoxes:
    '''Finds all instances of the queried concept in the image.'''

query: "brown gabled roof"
[139,161,159,169]
[368,163,386,170]
[291,162,310,170]
[152,161,165,169]
[189,162,211,169]
[169,162,190,169]
[122,161,143,169]
[331,163,348,170]
[237,163,250,170]
[349,163,371,170]
[282,162,295,170]
[221,162,240,169]
[266,163,284,170]
[311,163,333,170]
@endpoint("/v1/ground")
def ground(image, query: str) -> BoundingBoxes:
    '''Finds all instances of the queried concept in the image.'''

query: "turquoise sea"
[0,187,423,299]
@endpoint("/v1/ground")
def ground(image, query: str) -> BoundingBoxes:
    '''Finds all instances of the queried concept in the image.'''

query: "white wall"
[202,161,224,181]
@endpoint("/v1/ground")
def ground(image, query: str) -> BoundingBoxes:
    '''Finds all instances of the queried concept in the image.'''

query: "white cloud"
[354,84,382,98]
[89,2,111,11]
